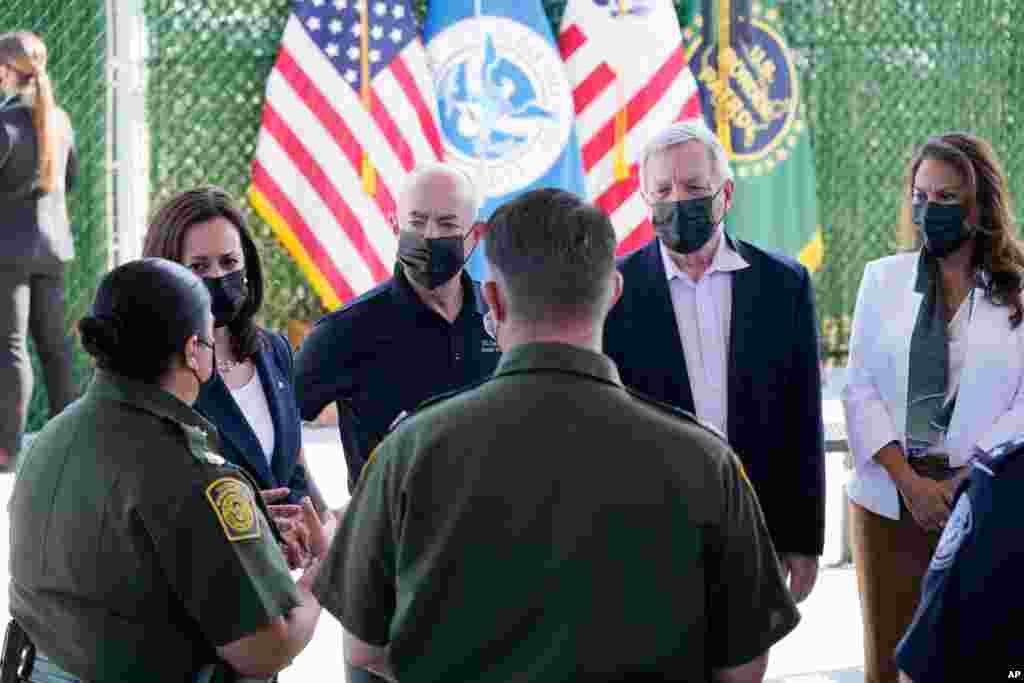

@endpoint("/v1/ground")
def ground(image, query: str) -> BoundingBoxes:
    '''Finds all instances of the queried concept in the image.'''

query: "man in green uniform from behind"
[313,188,801,682]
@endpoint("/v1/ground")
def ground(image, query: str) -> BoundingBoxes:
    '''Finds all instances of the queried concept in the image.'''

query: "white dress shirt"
[230,369,276,465]
[660,236,749,435]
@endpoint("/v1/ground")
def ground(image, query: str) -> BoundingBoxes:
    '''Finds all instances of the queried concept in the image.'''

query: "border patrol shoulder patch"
[206,477,262,542]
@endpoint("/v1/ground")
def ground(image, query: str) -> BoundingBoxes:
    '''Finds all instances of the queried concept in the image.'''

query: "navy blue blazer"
[604,237,826,556]
[195,331,309,504]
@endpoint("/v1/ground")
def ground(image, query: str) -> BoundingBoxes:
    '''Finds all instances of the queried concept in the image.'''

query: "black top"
[313,342,800,682]
[896,435,1024,681]
[294,265,501,490]
[0,96,78,266]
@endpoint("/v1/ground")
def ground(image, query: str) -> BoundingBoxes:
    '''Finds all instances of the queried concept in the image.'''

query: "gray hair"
[403,162,481,216]
[639,121,734,192]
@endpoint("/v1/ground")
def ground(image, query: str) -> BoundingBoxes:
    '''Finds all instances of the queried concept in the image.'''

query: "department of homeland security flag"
[250,0,445,310]
[684,0,822,270]
[559,0,702,255]
[423,0,587,279]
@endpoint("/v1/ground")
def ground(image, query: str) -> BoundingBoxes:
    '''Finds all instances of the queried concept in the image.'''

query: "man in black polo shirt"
[295,163,500,492]
[313,188,800,682]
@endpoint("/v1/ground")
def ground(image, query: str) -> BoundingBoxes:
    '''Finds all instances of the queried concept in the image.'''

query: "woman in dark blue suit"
[142,186,329,519]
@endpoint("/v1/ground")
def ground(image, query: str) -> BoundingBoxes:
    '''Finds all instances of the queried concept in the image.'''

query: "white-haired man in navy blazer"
[603,120,826,604]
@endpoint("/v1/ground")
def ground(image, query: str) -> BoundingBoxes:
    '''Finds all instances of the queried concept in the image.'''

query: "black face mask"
[397,231,467,290]
[911,202,974,259]
[652,186,724,254]
[203,270,248,328]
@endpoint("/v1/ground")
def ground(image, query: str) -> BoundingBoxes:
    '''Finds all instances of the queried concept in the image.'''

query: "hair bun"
[78,314,124,365]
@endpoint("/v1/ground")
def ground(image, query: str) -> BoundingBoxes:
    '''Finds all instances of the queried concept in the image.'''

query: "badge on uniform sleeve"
[930,494,973,571]
[206,477,261,542]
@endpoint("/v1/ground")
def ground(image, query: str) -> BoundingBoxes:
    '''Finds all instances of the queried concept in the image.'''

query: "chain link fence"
[142,0,697,335]
[144,0,1024,364]
[787,0,1024,361]
[12,0,1024,427]
[1,1,108,432]
[143,0,320,330]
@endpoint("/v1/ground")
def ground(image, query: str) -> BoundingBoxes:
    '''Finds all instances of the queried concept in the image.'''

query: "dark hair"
[79,258,212,382]
[142,186,265,360]
[899,132,1024,328]
[485,188,617,323]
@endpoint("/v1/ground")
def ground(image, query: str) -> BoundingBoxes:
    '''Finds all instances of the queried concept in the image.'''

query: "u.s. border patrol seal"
[930,494,973,571]
[683,6,805,178]
[427,16,574,196]
[206,478,261,542]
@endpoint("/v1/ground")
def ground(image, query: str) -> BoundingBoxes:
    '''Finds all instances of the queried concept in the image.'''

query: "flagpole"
[612,0,629,181]
[361,0,377,195]
[716,0,733,157]
[474,0,489,206]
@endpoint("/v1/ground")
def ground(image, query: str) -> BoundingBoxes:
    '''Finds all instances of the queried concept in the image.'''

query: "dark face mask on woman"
[397,231,468,290]
[652,185,725,254]
[203,270,248,328]
[911,201,975,259]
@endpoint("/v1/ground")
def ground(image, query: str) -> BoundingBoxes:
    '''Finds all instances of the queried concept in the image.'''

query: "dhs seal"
[930,493,973,571]
[683,6,805,178]
[427,17,574,197]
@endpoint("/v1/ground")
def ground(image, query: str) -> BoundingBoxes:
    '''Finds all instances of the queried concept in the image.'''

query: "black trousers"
[0,263,75,457]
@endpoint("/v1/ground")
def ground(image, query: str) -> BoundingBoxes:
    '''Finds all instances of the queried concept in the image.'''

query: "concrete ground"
[0,421,866,681]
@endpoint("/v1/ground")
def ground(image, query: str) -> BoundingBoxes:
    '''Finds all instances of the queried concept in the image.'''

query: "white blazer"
[842,252,1024,519]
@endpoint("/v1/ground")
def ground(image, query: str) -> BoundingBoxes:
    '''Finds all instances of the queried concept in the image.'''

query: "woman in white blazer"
[842,132,1024,683]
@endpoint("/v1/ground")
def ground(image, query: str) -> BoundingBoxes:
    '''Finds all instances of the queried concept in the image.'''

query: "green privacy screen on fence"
[12,0,1024,427]
[0,1,107,432]
[143,0,1024,363]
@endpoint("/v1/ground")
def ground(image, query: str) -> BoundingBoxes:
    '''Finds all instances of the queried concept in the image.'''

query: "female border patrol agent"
[5,258,325,682]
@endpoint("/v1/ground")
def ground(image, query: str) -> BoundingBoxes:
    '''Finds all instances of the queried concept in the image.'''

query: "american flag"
[559,0,701,255]
[250,0,444,310]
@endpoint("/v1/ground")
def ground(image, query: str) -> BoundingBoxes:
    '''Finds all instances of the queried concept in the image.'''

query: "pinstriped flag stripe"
[559,0,701,253]
[251,1,443,310]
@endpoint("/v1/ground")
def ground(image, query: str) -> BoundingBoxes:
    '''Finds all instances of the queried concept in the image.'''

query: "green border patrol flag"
[683,0,823,271]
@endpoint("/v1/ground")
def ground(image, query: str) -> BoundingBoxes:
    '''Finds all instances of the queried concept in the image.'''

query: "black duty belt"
[0,620,34,683]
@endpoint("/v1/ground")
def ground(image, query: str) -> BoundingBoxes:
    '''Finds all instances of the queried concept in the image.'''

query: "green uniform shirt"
[8,371,302,681]
[314,342,800,681]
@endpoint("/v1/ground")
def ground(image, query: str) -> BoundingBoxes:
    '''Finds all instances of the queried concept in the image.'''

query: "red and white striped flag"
[559,0,701,254]
[250,0,444,310]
